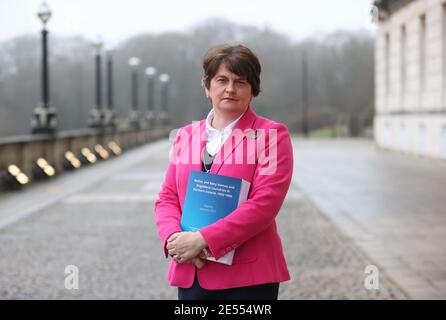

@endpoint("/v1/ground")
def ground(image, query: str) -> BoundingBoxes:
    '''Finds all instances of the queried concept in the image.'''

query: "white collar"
[205,109,245,135]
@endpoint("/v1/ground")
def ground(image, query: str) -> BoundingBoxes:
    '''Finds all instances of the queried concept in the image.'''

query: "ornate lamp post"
[145,66,156,127]
[32,2,57,134]
[104,47,116,127]
[159,73,170,126]
[88,37,104,128]
[128,57,140,128]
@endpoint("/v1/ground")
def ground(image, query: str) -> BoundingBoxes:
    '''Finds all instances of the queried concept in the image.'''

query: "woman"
[154,44,293,300]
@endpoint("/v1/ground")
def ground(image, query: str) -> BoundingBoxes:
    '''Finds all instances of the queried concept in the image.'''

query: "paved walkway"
[293,137,446,299]
[0,138,410,299]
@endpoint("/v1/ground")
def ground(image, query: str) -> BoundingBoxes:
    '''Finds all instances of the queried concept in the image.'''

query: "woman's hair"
[202,44,261,97]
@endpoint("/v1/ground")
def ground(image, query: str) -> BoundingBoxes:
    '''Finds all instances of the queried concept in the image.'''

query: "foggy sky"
[0,0,375,45]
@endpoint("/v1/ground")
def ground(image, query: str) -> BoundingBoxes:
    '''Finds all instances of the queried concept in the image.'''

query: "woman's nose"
[225,81,236,93]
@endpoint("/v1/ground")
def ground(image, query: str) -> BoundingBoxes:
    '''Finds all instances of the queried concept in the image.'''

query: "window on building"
[384,121,391,146]
[385,33,390,98]
[442,125,446,158]
[399,122,406,150]
[418,123,427,154]
[400,25,406,97]
[443,5,446,92]
[419,14,426,92]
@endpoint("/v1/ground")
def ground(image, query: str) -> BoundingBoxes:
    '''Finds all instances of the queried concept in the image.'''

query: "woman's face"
[205,64,253,117]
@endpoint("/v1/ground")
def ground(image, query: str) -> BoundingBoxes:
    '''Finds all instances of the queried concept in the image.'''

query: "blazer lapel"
[210,106,257,174]
[187,120,207,172]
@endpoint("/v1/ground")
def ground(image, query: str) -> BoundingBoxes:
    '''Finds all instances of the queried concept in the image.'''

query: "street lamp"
[128,57,140,128]
[159,73,170,126]
[145,66,156,126]
[32,2,57,134]
[104,47,116,127]
[88,36,104,128]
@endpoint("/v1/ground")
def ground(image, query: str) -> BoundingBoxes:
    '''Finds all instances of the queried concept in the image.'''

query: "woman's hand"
[192,256,206,269]
[166,232,207,265]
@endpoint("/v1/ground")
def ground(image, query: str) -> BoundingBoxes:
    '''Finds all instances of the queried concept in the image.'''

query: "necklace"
[203,162,211,173]
[202,148,215,173]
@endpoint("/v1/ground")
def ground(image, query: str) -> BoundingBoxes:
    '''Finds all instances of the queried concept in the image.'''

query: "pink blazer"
[154,106,293,290]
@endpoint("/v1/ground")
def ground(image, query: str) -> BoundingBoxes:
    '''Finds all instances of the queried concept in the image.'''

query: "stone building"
[374,0,446,159]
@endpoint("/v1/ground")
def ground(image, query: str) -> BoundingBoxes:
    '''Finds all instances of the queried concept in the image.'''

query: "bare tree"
[0,20,374,138]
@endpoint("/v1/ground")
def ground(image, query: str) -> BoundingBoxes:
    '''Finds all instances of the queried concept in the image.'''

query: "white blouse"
[205,109,245,156]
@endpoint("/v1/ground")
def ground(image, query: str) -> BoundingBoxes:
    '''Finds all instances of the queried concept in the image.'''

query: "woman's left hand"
[166,232,207,264]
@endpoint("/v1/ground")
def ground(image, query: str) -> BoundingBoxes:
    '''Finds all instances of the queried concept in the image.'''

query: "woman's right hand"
[166,231,207,263]
[192,257,205,269]
[167,232,206,268]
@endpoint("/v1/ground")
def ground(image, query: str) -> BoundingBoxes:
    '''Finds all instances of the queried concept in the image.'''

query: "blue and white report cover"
[180,170,251,265]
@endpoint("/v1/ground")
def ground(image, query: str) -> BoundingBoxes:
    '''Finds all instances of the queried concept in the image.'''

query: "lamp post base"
[31,104,57,134]
[157,112,169,127]
[88,107,105,129]
[128,110,140,129]
[145,111,155,128]
[103,109,116,128]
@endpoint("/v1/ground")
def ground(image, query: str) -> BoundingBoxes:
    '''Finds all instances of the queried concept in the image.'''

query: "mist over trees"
[0,19,374,138]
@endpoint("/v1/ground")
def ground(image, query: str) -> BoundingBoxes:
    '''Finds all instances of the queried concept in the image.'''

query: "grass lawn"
[308,126,343,138]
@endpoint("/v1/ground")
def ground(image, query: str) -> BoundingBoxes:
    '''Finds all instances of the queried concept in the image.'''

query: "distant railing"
[0,126,170,191]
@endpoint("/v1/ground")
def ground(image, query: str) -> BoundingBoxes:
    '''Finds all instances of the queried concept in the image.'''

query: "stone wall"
[0,127,169,189]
